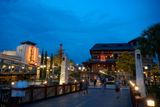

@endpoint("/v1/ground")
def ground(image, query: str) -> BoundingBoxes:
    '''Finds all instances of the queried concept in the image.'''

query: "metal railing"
[0,83,81,107]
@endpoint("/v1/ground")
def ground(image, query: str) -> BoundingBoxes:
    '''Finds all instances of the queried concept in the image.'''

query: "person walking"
[79,81,83,94]
[93,79,97,88]
[115,77,121,99]
[101,77,106,92]
[83,79,89,95]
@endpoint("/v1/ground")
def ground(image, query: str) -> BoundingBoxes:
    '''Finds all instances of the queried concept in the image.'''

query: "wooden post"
[55,85,57,96]
[70,84,72,93]
[30,86,33,102]
[45,85,47,98]
[75,84,77,92]
[62,84,65,94]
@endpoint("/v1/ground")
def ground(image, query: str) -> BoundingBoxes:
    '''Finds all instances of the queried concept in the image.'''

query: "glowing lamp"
[11,82,15,85]
[146,99,155,107]
[43,81,47,84]
[134,86,139,91]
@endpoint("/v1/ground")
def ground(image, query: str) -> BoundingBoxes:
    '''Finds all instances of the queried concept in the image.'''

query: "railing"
[129,81,157,107]
[129,81,144,107]
[0,83,81,107]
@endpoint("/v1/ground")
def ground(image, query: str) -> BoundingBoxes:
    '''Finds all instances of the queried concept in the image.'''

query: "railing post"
[55,85,57,96]
[62,84,65,94]
[45,85,47,98]
[70,84,72,93]
[30,86,33,102]
[75,84,77,92]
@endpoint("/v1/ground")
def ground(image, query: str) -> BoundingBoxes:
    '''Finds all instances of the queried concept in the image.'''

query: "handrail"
[0,83,82,107]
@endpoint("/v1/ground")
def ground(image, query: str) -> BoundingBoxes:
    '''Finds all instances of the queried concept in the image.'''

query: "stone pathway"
[21,88,132,107]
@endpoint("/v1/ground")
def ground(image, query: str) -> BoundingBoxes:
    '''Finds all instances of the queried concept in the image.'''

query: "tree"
[43,51,48,79]
[116,52,135,77]
[40,49,44,79]
[50,53,53,71]
[150,65,160,85]
[138,23,160,66]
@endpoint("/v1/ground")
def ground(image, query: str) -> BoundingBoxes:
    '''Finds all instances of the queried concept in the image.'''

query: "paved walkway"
[21,88,132,107]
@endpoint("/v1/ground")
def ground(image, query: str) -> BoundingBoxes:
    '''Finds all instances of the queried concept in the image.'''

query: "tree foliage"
[116,52,135,76]
[138,23,160,64]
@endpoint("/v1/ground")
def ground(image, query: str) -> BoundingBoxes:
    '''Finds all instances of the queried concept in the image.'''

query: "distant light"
[129,81,135,87]
[82,67,85,70]
[82,79,85,82]
[22,67,25,69]
[144,66,148,70]
[11,82,15,85]
[74,80,77,83]
[43,81,47,84]
[8,66,11,69]
[147,99,155,107]
[78,67,82,70]
[2,65,6,68]
[135,86,139,91]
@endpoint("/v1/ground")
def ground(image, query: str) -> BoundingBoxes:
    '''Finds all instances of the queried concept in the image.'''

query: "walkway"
[21,87,132,107]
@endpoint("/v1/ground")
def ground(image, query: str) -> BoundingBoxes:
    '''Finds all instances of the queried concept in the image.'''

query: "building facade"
[83,43,135,80]
[0,41,38,82]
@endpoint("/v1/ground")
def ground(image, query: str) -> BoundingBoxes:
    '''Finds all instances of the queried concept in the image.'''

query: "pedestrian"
[84,79,89,94]
[101,77,106,91]
[79,81,83,94]
[115,77,121,99]
[93,79,97,87]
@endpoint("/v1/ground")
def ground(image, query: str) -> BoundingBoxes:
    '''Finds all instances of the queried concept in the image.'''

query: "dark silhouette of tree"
[40,49,44,79]
[50,53,53,75]
[43,50,48,79]
[138,23,160,66]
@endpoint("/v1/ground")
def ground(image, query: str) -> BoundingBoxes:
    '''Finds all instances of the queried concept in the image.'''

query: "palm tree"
[138,23,160,66]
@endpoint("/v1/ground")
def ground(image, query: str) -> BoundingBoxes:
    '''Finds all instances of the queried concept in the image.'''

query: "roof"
[90,43,134,51]
[21,41,36,46]
[128,37,140,44]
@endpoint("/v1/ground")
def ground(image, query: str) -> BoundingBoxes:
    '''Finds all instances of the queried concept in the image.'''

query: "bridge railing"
[129,81,157,107]
[0,83,80,106]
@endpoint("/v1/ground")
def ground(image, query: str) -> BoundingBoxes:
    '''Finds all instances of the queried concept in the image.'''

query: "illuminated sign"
[25,46,38,65]
[100,52,106,61]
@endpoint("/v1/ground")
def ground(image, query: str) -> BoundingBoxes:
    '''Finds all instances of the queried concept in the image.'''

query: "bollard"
[135,95,143,107]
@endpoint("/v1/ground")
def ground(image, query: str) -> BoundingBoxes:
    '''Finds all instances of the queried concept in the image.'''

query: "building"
[0,41,38,82]
[83,43,135,80]
[16,41,39,66]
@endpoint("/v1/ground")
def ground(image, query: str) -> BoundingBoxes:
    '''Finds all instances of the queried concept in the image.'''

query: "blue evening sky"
[0,0,160,63]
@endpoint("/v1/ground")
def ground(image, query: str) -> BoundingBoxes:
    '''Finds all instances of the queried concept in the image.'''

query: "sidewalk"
[21,88,132,107]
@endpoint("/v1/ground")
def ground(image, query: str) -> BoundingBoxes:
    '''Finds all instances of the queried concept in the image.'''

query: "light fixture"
[146,99,155,107]
[134,86,139,91]
[43,80,47,84]
[144,66,148,70]
[11,82,15,85]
